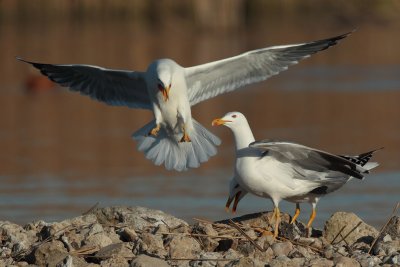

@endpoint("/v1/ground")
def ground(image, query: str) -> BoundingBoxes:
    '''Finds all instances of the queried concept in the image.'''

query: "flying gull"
[17,31,352,171]
[212,111,380,237]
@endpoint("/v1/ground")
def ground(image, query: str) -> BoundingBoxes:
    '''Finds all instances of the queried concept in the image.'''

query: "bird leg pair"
[290,203,317,229]
[270,206,281,238]
[147,123,191,143]
[264,205,317,238]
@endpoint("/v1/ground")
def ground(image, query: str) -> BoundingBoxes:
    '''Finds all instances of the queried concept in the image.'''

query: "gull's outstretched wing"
[185,31,352,106]
[17,58,151,109]
[250,140,368,180]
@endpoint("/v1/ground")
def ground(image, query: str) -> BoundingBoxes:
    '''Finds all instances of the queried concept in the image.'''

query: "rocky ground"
[0,206,399,267]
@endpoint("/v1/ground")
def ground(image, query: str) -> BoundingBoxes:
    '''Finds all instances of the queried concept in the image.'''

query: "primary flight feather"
[17,31,352,171]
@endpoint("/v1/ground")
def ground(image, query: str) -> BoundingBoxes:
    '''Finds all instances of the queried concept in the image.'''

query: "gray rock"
[382,216,400,240]
[356,255,382,267]
[34,240,68,267]
[323,245,335,259]
[95,242,134,260]
[269,255,292,267]
[335,245,349,257]
[83,233,113,250]
[91,206,188,231]
[191,223,219,252]
[270,256,308,267]
[171,224,190,234]
[243,229,257,240]
[223,248,241,261]
[324,212,378,246]
[87,223,104,236]
[130,254,169,267]
[334,256,361,267]
[55,255,88,267]
[290,257,306,266]
[100,256,129,267]
[279,221,304,240]
[0,221,37,254]
[0,258,16,267]
[101,227,121,244]
[383,234,392,242]
[288,246,314,260]
[190,252,223,267]
[23,220,48,233]
[271,241,293,257]
[373,240,400,256]
[236,241,255,257]
[225,257,264,267]
[296,237,323,251]
[39,214,98,240]
[387,254,400,264]
[255,248,274,263]
[168,235,202,259]
[119,227,138,242]
[308,258,334,267]
[352,240,372,253]
[133,232,167,258]
[153,224,169,235]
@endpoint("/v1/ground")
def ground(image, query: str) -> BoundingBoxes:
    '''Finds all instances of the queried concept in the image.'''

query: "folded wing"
[250,140,367,180]
[17,58,151,109]
[185,31,352,106]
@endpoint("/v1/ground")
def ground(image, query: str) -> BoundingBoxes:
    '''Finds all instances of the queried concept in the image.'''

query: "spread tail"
[132,119,221,171]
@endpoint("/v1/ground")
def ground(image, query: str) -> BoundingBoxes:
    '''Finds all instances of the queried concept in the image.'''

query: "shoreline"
[0,206,399,266]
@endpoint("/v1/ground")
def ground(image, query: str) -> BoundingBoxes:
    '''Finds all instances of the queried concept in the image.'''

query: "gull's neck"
[231,121,255,151]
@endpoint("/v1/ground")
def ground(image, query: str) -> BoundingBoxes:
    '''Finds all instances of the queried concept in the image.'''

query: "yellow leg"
[273,207,280,238]
[148,124,160,137]
[179,125,191,142]
[306,207,316,229]
[290,203,300,224]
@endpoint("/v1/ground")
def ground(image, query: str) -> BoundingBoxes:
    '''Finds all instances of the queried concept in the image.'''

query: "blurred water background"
[0,0,399,228]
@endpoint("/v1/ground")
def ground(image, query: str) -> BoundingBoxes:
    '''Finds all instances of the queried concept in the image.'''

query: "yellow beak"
[212,118,231,126]
[159,85,170,102]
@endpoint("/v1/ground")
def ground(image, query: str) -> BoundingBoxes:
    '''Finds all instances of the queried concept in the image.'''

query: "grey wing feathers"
[17,58,152,109]
[250,140,368,179]
[185,31,352,106]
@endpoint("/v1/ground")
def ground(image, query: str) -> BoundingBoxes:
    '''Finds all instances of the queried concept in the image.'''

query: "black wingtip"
[323,29,354,44]
[16,56,34,65]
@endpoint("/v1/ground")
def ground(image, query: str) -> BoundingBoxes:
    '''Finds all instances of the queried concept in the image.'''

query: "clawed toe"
[179,133,191,143]
[147,125,160,137]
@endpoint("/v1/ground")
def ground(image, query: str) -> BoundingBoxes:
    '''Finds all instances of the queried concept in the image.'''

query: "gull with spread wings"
[18,31,351,171]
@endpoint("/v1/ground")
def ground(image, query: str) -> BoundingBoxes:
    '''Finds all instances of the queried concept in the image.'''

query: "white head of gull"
[212,111,380,237]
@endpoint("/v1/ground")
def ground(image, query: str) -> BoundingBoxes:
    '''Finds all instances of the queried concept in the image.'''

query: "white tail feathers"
[132,119,221,171]
[363,162,379,171]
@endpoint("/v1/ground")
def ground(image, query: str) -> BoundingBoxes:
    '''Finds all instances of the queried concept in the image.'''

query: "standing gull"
[17,32,351,171]
[212,112,379,237]
[225,149,381,225]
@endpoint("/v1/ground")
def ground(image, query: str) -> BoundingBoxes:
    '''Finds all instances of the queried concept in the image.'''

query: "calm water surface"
[0,14,399,228]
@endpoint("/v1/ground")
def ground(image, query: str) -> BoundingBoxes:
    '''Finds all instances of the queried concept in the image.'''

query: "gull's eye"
[158,83,164,90]
[232,115,237,118]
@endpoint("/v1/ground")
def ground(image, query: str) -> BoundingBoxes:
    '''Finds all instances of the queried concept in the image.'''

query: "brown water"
[0,4,399,228]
